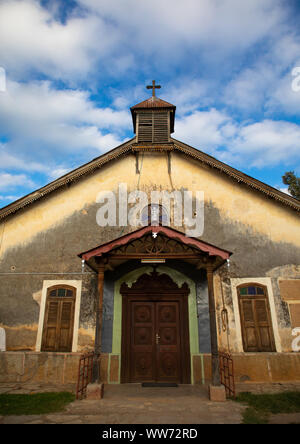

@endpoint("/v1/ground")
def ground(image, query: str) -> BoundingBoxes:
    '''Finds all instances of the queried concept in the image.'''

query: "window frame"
[237,282,276,353]
[41,284,76,353]
[36,280,82,353]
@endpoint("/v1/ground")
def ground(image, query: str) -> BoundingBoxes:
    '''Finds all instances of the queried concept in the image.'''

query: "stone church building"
[0,83,300,399]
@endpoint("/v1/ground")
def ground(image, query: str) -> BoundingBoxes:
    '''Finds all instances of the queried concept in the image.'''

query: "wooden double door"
[121,273,191,384]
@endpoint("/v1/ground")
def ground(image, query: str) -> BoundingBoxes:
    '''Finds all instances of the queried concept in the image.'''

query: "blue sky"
[0,0,300,207]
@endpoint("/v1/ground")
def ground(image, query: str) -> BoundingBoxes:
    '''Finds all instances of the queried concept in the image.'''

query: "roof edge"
[171,137,300,212]
[0,137,135,220]
[0,135,299,221]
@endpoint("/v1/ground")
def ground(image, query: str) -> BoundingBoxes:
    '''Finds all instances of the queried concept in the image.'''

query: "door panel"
[130,302,155,382]
[156,302,181,382]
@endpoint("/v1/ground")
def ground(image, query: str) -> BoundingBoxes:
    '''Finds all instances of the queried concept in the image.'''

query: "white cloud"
[174,110,300,169]
[0,195,21,201]
[220,27,300,115]
[0,80,131,171]
[0,0,290,84]
[223,65,275,113]
[174,109,237,151]
[0,172,35,191]
[278,187,290,195]
[78,0,283,55]
[231,120,300,167]
[0,0,120,81]
[266,70,300,115]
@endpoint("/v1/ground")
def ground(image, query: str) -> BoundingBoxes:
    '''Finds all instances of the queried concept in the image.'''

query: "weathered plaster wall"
[0,151,299,353]
[1,151,300,254]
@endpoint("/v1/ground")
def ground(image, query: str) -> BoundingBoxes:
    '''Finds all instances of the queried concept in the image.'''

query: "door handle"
[155,333,160,345]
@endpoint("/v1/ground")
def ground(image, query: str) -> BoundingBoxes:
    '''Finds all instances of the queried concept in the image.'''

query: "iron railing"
[76,351,95,400]
[219,351,235,398]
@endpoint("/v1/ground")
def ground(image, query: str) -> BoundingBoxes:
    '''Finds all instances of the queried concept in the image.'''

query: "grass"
[0,392,75,416]
[234,391,300,424]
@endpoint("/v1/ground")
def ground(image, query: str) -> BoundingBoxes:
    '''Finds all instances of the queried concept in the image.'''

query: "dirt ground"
[0,383,244,424]
[1,382,300,424]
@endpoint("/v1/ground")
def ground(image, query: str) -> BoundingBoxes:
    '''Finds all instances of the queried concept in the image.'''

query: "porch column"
[206,263,222,387]
[93,262,105,383]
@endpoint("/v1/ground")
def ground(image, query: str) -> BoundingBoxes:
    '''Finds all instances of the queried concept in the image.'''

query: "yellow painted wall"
[0,151,299,256]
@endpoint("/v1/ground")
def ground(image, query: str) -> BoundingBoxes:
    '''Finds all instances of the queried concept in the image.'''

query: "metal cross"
[146,80,161,97]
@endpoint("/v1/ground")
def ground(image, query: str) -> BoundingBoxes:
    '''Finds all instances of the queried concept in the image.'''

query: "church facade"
[0,84,300,394]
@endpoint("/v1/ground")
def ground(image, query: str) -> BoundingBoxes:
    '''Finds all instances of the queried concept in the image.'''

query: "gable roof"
[0,136,299,221]
[130,96,175,110]
[79,225,232,261]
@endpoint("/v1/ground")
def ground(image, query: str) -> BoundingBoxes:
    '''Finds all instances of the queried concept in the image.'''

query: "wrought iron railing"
[76,351,95,400]
[219,351,235,398]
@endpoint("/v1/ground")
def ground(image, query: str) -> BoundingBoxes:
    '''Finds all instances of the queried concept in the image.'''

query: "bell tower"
[130,81,176,144]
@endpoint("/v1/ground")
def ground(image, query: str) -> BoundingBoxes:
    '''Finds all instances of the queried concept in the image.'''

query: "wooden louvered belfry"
[41,285,76,352]
[137,111,170,143]
[130,81,176,145]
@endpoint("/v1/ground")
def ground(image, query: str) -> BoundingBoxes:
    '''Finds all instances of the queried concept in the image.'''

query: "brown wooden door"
[121,271,191,384]
[42,286,75,352]
[127,299,182,383]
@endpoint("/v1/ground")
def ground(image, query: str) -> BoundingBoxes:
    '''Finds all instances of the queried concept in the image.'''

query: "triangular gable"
[1,137,299,220]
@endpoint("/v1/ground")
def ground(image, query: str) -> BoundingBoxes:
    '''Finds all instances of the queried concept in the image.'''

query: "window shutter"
[42,300,60,351]
[289,304,300,328]
[138,111,169,143]
[153,112,169,142]
[240,300,259,352]
[58,300,75,352]
[238,285,275,352]
[138,112,153,142]
[279,280,300,301]
[255,299,274,351]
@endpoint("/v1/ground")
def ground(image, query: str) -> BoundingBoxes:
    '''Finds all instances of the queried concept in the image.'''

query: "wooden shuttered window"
[41,286,76,352]
[289,304,300,329]
[238,284,276,352]
[137,111,169,143]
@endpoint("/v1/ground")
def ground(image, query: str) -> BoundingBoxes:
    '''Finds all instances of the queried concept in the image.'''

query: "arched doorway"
[120,270,191,384]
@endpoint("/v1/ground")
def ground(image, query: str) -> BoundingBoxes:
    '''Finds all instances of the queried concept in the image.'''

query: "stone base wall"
[193,353,300,385]
[0,352,81,384]
[1,351,299,386]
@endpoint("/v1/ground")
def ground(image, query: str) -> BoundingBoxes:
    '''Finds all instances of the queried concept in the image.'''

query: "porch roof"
[78,225,232,269]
